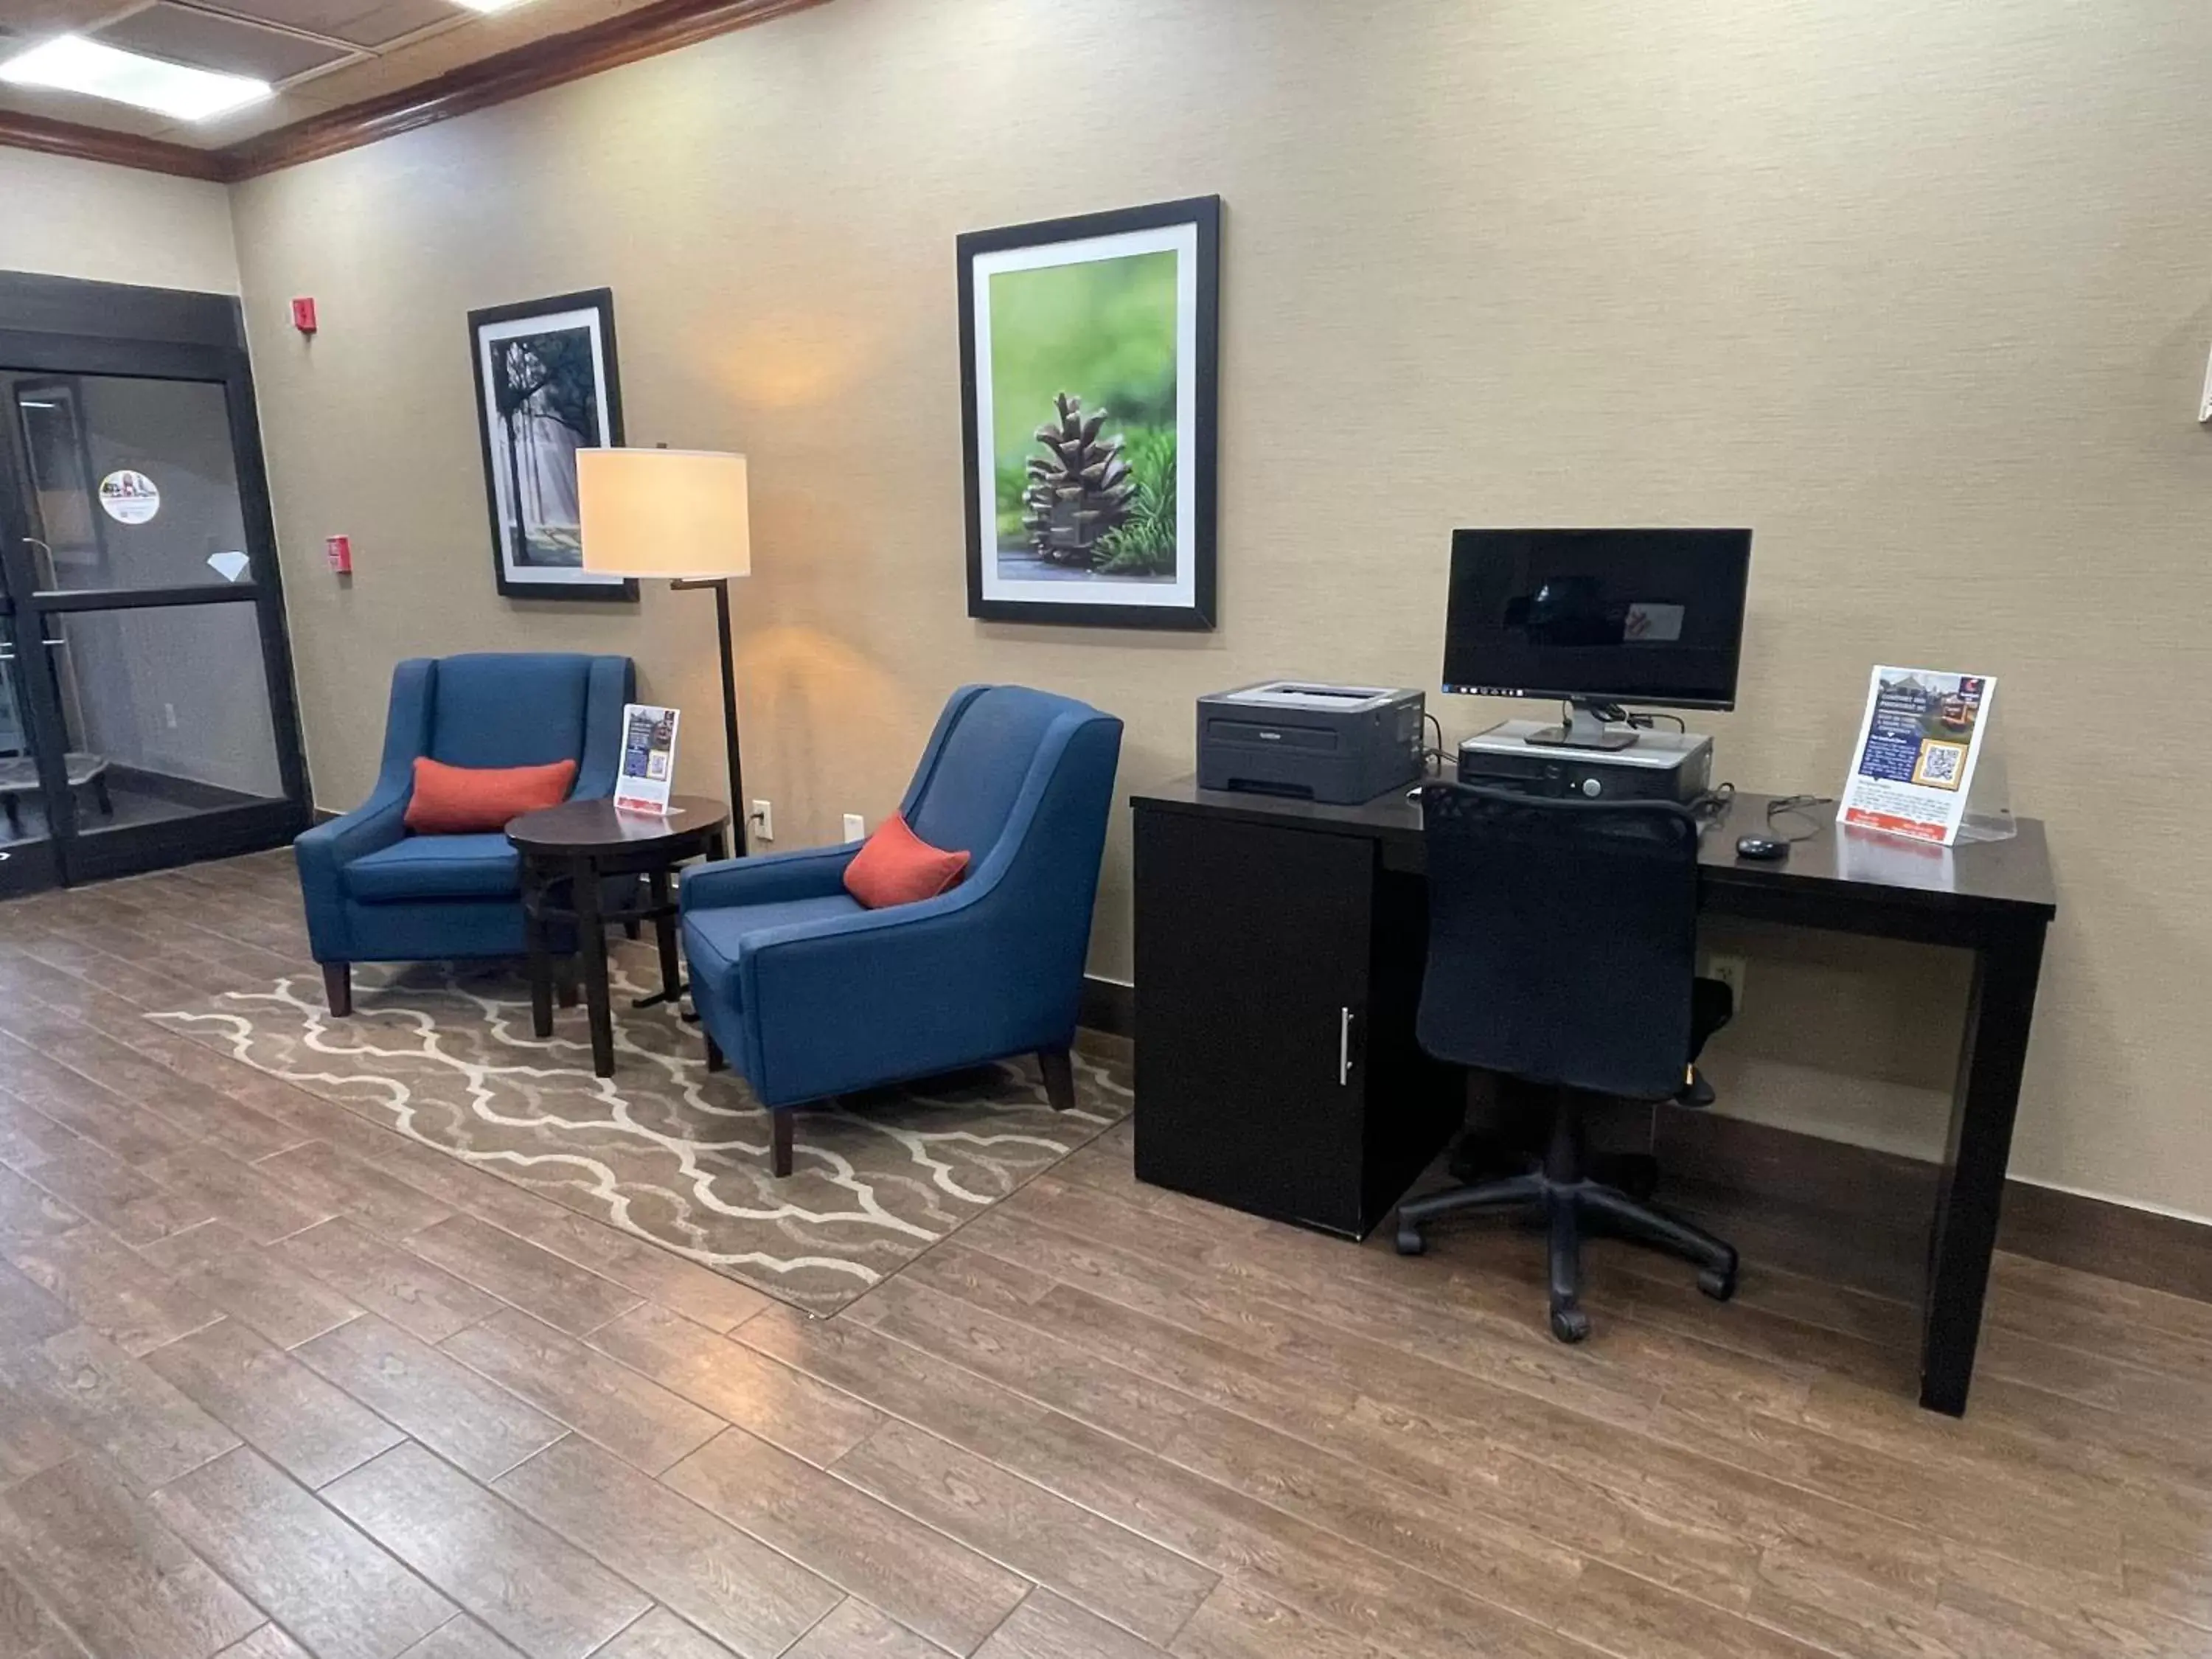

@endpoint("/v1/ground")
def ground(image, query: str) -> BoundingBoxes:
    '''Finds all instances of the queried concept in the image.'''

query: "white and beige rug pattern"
[150,943,1130,1314]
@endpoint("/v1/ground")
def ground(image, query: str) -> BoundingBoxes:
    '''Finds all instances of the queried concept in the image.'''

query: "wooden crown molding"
[0,108,228,182]
[0,0,826,187]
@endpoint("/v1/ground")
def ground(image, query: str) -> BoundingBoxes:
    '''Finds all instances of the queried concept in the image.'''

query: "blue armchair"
[681,684,1124,1175]
[296,652,635,1013]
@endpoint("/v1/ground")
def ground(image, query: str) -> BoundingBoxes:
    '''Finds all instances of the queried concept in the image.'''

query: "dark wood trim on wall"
[1080,975,1135,1039]
[1656,1104,2212,1306]
[0,110,227,182]
[1996,1178,2212,1304]
[0,0,827,186]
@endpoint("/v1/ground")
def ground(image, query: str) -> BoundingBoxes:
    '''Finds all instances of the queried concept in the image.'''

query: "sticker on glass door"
[97,469,160,524]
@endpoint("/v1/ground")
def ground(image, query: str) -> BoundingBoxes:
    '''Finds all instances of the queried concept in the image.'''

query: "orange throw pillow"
[403,757,577,835]
[842,813,970,909]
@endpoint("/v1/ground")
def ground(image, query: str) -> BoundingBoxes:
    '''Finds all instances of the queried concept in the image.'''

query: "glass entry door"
[0,334,307,896]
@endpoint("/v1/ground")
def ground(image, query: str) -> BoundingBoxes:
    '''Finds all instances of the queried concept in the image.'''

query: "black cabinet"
[1132,801,1461,1237]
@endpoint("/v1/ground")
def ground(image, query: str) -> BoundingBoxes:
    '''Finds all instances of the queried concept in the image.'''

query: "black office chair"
[1394,782,1739,1343]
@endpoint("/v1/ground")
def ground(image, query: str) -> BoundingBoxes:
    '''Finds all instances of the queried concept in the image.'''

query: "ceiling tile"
[153,80,334,143]
[0,0,137,41]
[212,0,462,50]
[92,4,357,83]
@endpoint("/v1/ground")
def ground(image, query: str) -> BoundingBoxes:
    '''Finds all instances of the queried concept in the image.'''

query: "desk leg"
[1921,919,2047,1415]
[523,864,554,1040]
[574,857,615,1078]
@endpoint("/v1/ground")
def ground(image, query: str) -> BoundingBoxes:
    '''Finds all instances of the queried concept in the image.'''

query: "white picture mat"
[972,222,1199,609]
[476,305,619,587]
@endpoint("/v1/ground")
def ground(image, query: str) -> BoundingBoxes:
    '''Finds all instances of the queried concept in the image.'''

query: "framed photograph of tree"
[959,196,1219,630]
[468,288,635,601]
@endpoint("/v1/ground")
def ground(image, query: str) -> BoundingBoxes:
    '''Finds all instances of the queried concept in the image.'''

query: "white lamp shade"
[577,448,751,579]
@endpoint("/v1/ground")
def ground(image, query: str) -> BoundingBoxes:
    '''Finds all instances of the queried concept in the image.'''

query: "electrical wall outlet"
[843,813,866,842]
[161,703,178,729]
[1703,953,1747,1009]
[749,799,773,841]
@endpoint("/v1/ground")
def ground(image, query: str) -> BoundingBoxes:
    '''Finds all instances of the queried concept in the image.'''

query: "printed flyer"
[613,703,681,815]
[1838,667,1993,845]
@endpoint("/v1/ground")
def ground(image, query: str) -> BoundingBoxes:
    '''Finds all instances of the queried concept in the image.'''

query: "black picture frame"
[467,287,636,602]
[959,195,1220,630]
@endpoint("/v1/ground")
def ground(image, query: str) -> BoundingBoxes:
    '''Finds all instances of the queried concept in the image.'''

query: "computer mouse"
[1735,835,1790,861]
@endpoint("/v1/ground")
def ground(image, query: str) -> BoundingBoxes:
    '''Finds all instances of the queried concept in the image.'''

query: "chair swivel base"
[1394,1170,1738,1343]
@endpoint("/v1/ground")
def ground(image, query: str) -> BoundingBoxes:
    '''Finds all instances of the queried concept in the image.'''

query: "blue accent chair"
[296,653,636,1013]
[681,684,1123,1175]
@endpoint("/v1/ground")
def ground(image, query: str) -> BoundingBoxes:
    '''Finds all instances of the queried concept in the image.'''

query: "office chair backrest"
[1417,782,1700,1100]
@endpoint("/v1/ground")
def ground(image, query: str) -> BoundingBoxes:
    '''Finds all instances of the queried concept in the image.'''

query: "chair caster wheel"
[1698,1265,1737,1302]
[1550,1305,1590,1343]
[1394,1226,1425,1257]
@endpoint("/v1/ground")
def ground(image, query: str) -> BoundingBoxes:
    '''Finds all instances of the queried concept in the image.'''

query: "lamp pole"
[671,575,747,856]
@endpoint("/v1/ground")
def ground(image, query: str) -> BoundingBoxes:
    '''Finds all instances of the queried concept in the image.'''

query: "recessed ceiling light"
[0,35,271,122]
[448,0,538,12]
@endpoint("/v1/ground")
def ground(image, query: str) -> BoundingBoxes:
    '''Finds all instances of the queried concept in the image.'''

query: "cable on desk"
[1574,700,1686,734]
[1764,793,1832,844]
[1422,710,1450,776]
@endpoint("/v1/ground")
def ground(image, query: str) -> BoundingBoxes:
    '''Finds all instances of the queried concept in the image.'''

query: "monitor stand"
[1527,700,1638,751]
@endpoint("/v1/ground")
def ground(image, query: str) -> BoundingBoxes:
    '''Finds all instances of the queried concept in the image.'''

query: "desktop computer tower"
[1456,720,1713,804]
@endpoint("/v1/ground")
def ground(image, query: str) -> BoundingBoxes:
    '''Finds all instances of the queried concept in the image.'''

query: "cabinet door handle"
[1338,1006,1354,1085]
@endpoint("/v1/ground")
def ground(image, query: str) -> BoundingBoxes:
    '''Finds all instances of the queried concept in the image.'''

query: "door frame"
[0,281,311,890]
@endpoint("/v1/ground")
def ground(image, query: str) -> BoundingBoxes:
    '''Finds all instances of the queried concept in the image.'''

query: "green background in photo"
[989,251,1176,495]
[988,250,1179,571]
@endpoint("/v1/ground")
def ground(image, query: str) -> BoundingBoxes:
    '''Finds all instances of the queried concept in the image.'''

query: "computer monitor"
[1441,528,1752,749]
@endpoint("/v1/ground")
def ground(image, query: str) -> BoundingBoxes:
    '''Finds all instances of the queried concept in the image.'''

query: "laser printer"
[1197,681,1425,804]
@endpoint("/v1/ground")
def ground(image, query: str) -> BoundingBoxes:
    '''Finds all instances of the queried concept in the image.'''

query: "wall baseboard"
[1079,975,1134,1038]
[1646,1101,2212,1304]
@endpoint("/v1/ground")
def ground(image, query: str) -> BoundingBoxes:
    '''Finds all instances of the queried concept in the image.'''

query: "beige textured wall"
[0,147,240,293]
[228,0,2212,1218]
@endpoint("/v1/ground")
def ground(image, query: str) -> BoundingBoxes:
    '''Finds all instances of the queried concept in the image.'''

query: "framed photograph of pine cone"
[959,196,1220,629]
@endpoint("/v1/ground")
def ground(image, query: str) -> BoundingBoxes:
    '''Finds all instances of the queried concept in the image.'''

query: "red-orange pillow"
[403,757,577,835]
[842,813,969,909]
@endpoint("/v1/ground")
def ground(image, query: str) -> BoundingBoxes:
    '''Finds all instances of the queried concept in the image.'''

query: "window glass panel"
[50,602,285,835]
[10,375,256,593]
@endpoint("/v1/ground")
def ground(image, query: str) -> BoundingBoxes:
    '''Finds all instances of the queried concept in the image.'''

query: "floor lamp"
[577,448,754,855]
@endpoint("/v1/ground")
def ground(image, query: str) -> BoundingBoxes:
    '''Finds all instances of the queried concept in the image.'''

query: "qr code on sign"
[1913,741,1966,790]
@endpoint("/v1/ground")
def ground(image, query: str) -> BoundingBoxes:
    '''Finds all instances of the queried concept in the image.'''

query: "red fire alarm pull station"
[326,535,352,574]
[291,297,318,334]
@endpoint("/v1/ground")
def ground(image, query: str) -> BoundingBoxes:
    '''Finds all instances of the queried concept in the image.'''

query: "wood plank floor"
[1,852,2209,1658]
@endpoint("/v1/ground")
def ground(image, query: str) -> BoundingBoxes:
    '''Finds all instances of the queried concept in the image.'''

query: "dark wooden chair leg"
[524,878,554,1038]
[623,919,642,942]
[704,1033,726,1073]
[1039,1046,1076,1112]
[321,961,352,1018]
[555,961,580,1009]
[771,1110,793,1178]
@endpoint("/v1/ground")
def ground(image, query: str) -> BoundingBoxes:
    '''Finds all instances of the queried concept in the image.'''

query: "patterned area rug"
[148,941,1130,1314]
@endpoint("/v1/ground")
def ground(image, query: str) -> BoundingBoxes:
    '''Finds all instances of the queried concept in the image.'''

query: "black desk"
[1130,779,2056,1416]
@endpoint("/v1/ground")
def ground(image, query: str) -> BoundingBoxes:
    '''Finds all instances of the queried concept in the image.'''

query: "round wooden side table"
[507,795,731,1077]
